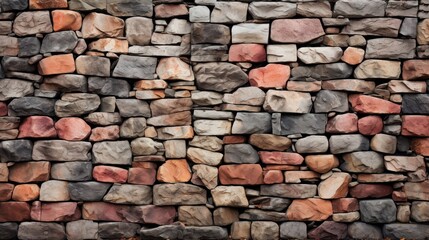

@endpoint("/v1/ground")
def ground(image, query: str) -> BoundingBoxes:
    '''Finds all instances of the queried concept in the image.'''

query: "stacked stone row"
[0,0,429,239]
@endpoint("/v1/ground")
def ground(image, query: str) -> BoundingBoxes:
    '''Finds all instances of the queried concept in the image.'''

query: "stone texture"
[13,11,52,36]
[318,173,352,199]
[342,18,402,37]
[32,140,91,161]
[342,151,384,173]
[305,155,339,174]
[211,2,248,23]
[287,199,333,221]
[271,19,325,43]
[366,38,416,59]
[82,12,124,38]
[349,94,401,114]
[298,47,342,64]
[93,141,131,165]
[41,31,78,54]
[211,186,248,207]
[360,199,397,223]
[18,222,65,240]
[219,164,263,185]
[55,93,100,117]
[273,113,327,135]
[153,183,206,205]
[38,54,76,75]
[157,159,191,183]
[329,134,369,154]
[263,90,312,113]
[249,64,290,89]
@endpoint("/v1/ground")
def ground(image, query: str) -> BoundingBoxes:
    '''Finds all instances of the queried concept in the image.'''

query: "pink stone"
[402,115,429,137]
[263,170,284,184]
[93,166,128,183]
[229,44,266,62]
[89,125,120,142]
[82,202,126,222]
[326,113,358,133]
[271,19,325,43]
[18,116,57,138]
[55,117,91,141]
[259,152,304,165]
[0,103,7,116]
[249,64,290,89]
[31,201,81,222]
[349,94,401,114]
[358,116,383,135]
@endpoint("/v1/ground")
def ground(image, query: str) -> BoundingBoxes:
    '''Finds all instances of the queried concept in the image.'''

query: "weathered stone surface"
[0,79,33,101]
[51,162,92,181]
[153,183,206,205]
[69,181,111,201]
[341,151,384,173]
[192,23,230,45]
[189,6,210,22]
[55,93,100,117]
[157,126,194,140]
[18,222,65,240]
[88,77,130,98]
[224,144,258,164]
[40,180,70,201]
[342,18,402,37]
[263,90,312,113]
[249,134,291,151]
[8,162,50,183]
[298,1,332,17]
[99,222,140,239]
[271,19,325,43]
[76,56,110,77]
[140,225,228,240]
[402,94,429,114]
[93,165,128,183]
[113,55,157,79]
[259,152,303,166]
[334,0,386,17]
[66,220,98,240]
[38,54,76,76]
[12,184,40,201]
[385,155,425,172]
[82,12,124,38]
[305,155,339,174]
[219,164,263,185]
[2,56,36,73]
[85,112,122,126]
[13,11,52,36]
[130,138,163,156]
[120,117,147,138]
[249,64,290,89]
[360,199,397,223]
[326,113,358,134]
[55,117,90,141]
[0,140,32,162]
[388,80,426,94]
[116,99,151,117]
[366,38,416,59]
[280,222,306,240]
[211,2,247,23]
[211,186,248,207]
[103,184,151,205]
[194,63,247,92]
[383,223,429,240]
[273,113,327,135]
[88,38,128,53]
[41,31,78,54]
[267,45,297,63]
[229,44,266,62]
[187,147,223,166]
[192,164,218,190]
[232,113,271,134]
[156,57,194,81]
[355,60,401,79]
[261,184,317,199]
[231,222,251,240]
[329,134,369,154]
[370,133,397,154]
[125,17,153,46]
[314,90,348,113]
[231,23,269,44]
[318,173,352,199]
[32,140,91,161]
[157,160,191,183]
[291,63,353,81]
[41,74,87,93]
[298,47,342,64]
[249,2,296,19]
[179,206,213,226]
[0,222,18,240]
[18,37,41,57]
[251,221,279,240]
[31,201,80,222]
[1,0,28,11]
[287,199,333,221]
[0,36,18,56]
[295,136,329,154]
[52,10,81,31]
[349,94,401,114]
[93,141,131,165]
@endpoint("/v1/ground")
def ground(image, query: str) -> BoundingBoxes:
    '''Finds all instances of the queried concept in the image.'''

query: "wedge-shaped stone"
[194,62,248,93]
[104,184,151,205]
[249,2,296,19]
[82,12,124,38]
[342,18,401,37]
[318,173,351,199]
[231,23,269,44]
[261,184,317,199]
[33,140,91,161]
[273,113,327,135]
[366,39,416,59]
[192,165,218,190]
[153,183,207,205]
[287,199,332,221]
[334,0,386,17]
[232,113,271,134]
[298,47,343,64]
[211,186,248,207]
[263,90,312,113]
[341,151,384,173]
[271,19,325,43]
[93,141,132,165]
[13,11,52,36]
[55,93,101,117]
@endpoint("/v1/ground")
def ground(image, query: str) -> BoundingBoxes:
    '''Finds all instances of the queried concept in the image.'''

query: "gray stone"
[100,97,116,112]
[18,37,40,57]
[13,11,52,36]
[231,23,269,44]
[402,94,429,114]
[153,183,207,205]
[251,221,279,240]
[232,112,271,134]
[128,45,189,57]
[191,44,228,62]
[249,197,291,212]
[314,90,348,113]
[104,184,152,204]
[213,207,239,226]
[0,222,18,240]
[40,31,78,54]
[76,56,110,77]
[0,140,32,163]
[189,6,210,23]
[85,112,122,126]
[69,181,111,201]
[92,141,132,165]
[194,62,247,93]
[383,223,429,240]
[0,36,18,56]
[116,99,151,117]
[165,19,191,35]
[0,79,33,101]
[5,72,42,83]
[131,137,164,156]
[263,90,312,113]
[260,184,317,199]
[98,222,140,239]
[120,117,147,138]
[366,39,416,59]
[272,113,327,135]
[1,0,27,11]
[297,1,332,18]
[211,2,248,23]
[32,140,92,161]
[295,136,329,153]
[55,93,101,117]
[329,134,370,154]
[341,151,384,173]
[411,201,429,222]
[179,206,213,226]
[191,23,230,45]
[360,199,397,223]
[297,47,342,64]
[113,55,157,79]
[342,18,402,37]
[240,209,287,222]
[88,77,130,98]
[2,57,36,73]
[334,0,386,17]
[290,63,353,81]
[8,97,55,117]
[280,222,307,240]
[66,220,98,240]
[322,18,350,27]
[400,18,417,38]
[140,225,184,240]
[347,222,382,240]
[370,133,397,154]
[51,162,92,181]
[386,0,418,17]
[18,222,65,240]
[140,225,228,240]
[151,33,181,45]
[192,91,223,106]
[126,17,153,46]
[69,0,106,10]
[107,0,152,17]
[224,144,259,164]
[41,74,87,93]
[249,2,296,19]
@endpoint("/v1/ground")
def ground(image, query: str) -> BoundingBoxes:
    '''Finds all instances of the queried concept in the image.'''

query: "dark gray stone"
[116,99,151,117]
[55,93,101,117]
[69,181,111,201]
[383,223,429,240]
[308,221,347,240]
[42,74,87,93]
[17,222,65,240]
[329,134,370,154]
[184,226,228,240]
[0,63,4,79]
[224,144,259,164]
[290,63,353,81]
[348,222,383,240]
[249,197,291,211]
[32,140,92,161]
[0,140,32,163]
[40,31,78,54]
[51,162,92,181]
[8,97,56,116]
[107,0,153,17]
[69,0,106,11]
[88,77,130,98]
[314,90,348,113]
[273,113,327,135]
[1,57,36,73]
[232,112,271,134]
[280,222,307,240]
[0,222,18,240]
[1,0,28,12]
[112,55,157,79]
[365,38,416,59]
[191,23,231,45]
[260,184,317,199]
[18,37,40,57]
[191,45,228,62]
[140,225,184,240]
[103,184,152,205]
[402,94,429,114]
[360,199,397,223]
[194,62,248,93]
[98,222,140,239]
[239,209,287,221]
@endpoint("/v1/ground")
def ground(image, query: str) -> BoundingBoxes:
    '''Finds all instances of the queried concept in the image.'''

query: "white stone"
[267,45,297,62]
[232,23,269,44]
[189,6,210,23]
[298,47,343,64]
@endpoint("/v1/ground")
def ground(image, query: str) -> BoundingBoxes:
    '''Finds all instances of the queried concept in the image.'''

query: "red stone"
[52,10,82,31]
[82,202,127,222]
[331,198,359,213]
[249,64,290,88]
[229,44,266,62]
[128,167,156,185]
[30,0,67,9]
[155,4,188,18]
[263,170,283,184]
[402,115,429,137]
[12,184,40,201]
[8,162,50,183]
[93,166,128,183]
[0,202,31,221]
[141,205,176,225]
[402,60,429,80]
[326,113,358,133]
[38,54,76,75]
[358,115,383,135]
[18,116,57,138]
[31,201,81,222]
[349,94,401,114]
[259,152,304,165]
[89,125,120,142]
[411,138,429,156]
[271,19,325,43]
[219,164,263,185]
[0,103,7,116]
[349,184,393,198]
[287,198,333,221]
[0,183,14,201]
[55,117,91,141]
[223,136,246,144]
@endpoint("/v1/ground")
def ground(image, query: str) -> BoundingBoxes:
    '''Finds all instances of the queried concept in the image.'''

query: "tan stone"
[157,160,192,183]
[52,10,82,31]
[156,57,194,81]
[82,12,124,38]
[88,38,128,53]
[318,173,352,199]
[249,134,291,151]
[305,155,339,173]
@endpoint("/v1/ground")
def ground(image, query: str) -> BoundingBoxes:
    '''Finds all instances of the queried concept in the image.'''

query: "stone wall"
[0,0,429,239]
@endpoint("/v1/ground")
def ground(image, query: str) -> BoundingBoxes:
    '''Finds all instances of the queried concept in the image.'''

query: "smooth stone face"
[18,222,65,240]
[153,183,207,205]
[314,90,348,113]
[263,90,312,113]
[359,199,397,223]
[113,55,157,79]
[297,47,343,64]
[69,182,111,201]
[224,144,259,164]
[249,2,296,19]
[32,140,91,161]
[291,63,353,81]
[0,223,18,240]
[55,93,101,117]
[39,180,70,201]
[93,141,132,165]
[104,184,152,204]
[232,113,271,134]
[342,18,402,37]
[126,17,153,45]
[295,136,329,154]
[271,19,325,43]
[334,0,386,17]
[329,134,369,154]
[266,45,297,63]
[13,11,52,36]
[0,79,34,101]
[40,31,78,54]
[189,6,210,22]
[194,62,248,93]
[51,162,92,181]
[231,23,269,44]
[273,113,327,135]
[365,38,416,59]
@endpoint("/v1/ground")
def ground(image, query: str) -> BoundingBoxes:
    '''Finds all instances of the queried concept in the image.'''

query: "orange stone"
[223,136,246,144]
[0,183,13,201]
[88,38,128,53]
[0,202,31,222]
[157,159,192,183]
[249,64,290,88]
[341,47,364,65]
[93,166,128,183]
[287,198,333,221]
[18,116,57,138]
[38,54,76,75]
[229,44,266,62]
[12,184,40,201]
[55,117,91,141]
[402,115,429,137]
[135,80,168,90]
[263,170,284,184]
[30,0,67,9]
[358,115,383,135]
[349,94,401,114]
[8,162,50,183]
[318,172,352,199]
[411,138,429,156]
[52,10,82,31]
[305,155,339,174]
[331,198,359,213]
[219,164,263,185]
[264,165,300,171]
[259,152,304,165]
[128,167,157,185]
[89,125,120,142]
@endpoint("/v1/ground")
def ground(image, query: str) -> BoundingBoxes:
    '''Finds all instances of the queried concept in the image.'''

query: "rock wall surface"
[0,0,429,239]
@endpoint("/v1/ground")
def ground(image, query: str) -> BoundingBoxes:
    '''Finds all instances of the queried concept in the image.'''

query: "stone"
[418,19,429,44]
[397,205,411,223]
[261,184,317,199]
[31,201,80,222]
[355,60,401,79]
[229,44,266,62]
[347,222,383,239]
[82,12,124,38]
[224,144,259,164]
[291,63,353,81]
[41,74,87,93]
[383,223,429,240]
[13,11,52,36]
[305,155,339,174]
[232,113,271,134]
[295,136,329,154]
[388,80,426,94]
[387,0,418,17]
[0,183,13,201]
[404,181,429,200]
[54,117,91,141]
[164,140,186,158]
[231,23,269,44]
[55,93,100,117]
[191,23,230,45]
[357,173,407,183]
[329,134,370,154]
[18,222,65,240]
[284,171,318,184]
[192,164,218,190]
[341,151,384,173]
[76,56,110,77]
[0,79,33,101]
[263,90,312,113]
[266,45,297,63]
[341,47,365,65]
[193,62,248,92]
[99,222,140,239]
[32,140,91,161]
[273,113,327,135]
[308,221,347,239]
[189,136,223,152]
[370,133,397,154]
[213,207,239,226]
[401,18,418,38]
[0,223,18,240]
[116,99,150,117]
[66,220,98,240]
[331,198,359,213]
[211,186,248,207]
[403,60,429,80]
[366,38,415,59]
[38,54,76,75]
[0,163,7,182]
[155,4,187,18]
[249,134,291,151]
[68,181,111,201]
[93,165,128,183]
[334,0,386,17]
[251,222,279,240]
[358,116,383,135]
[124,17,153,46]
[211,2,247,23]
[231,222,251,240]
[280,222,307,240]
[385,155,425,172]
[249,64,290,89]
[165,19,191,35]
[88,77,130,98]
[249,2,296,19]
[153,183,206,205]
[18,37,41,57]
[88,38,128,53]
[287,199,333,221]
[190,6,210,22]
[298,47,342,64]
[156,57,194,81]
[0,36,18,56]
[0,140,32,162]
[103,184,152,205]
[342,18,402,37]
[349,94,401,114]
[157,126,194,140]
[52,10,81,31]
[8,162,50,183]
[29,0,67,9]
[113,55,157,79]
[157,160,191,183]
[151,33,182,45]
[40,180,70,201]
[271,19,325,43]
[323,34,349,47]
[297,1,332,17]
[314,90,348,113]
[12,184,39,201]
[8,97,55,117]
[179,206,213,226]
[93,141,131,165]
[410,201,429,222]
[259,152,303,165]
[1,0,28,11]
[223,87,265,106]
[41,31,78,54]
[318,173,352,199]
[219,164,263,185]
[2,56,36,73]
[120,117,147,138]
[401,115,429,136]
[402,94,429,114]
[0,202,30,222]
[140,225,228,240]
[360,199,397,223]
[326,113,358,134]
[187,147,223,166]
[85,112,122,126]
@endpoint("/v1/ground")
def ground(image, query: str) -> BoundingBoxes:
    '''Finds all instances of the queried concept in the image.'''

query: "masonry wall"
[0,0,429,239]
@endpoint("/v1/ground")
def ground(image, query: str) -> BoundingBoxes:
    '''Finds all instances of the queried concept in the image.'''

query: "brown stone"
[265,165,300,171]
[55,117,91,141]
[287,198,333,221]
[229,44,266,62]
[52,10,82,31]
[263,170,284,184]
[249,134,291,151]
[0,202,31,222]
[12,184,40,201]
[89,125,120,142]
[0,103,8,117]
[284,171,320,183]
[271,19,325,43]
[30,0,67,9]
[9,162,50,183]
[350,184,393,199]
[147,111,192,127]
[135,80,168,90]
[0,163,8,182]
[411,138,429,156]
[341,47,364,65]
[0,183,13,201]
[31,201,81,222]
[219,164,263,185]
[322,79,375,93]
[332,198,359,213]
[38,54,76,75]
[157,159,192,183]
[155,4,188,18]
[402,115,429,137]
[82,202,126,222]
[326,113,358,134]
[349,94,401,114]
[305,155,339,174]
[93,166,128,183]
[249,64,290,88]
[18,116,57,138]
[318,173,352,199]
[358,115,383,135]
[223,136,246,144]
[385,155,425,172]
[259,152,304,165]
[82,12,124,38]
[402,60,429,80]
[140,205,176,225]
[404,181,429,200]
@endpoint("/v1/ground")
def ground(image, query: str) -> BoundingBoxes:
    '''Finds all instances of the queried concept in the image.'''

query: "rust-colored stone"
[219,164,263,185]
[259,152,304,165]
[38,54,76,75]
[332,198,359,213]
[358,115,383,135]
[402,115,429,137]
[249,64,290,88]
[349,94,401,114]
[157,159,192,183]
[30,0,68,9]
[89,125,120,142]
[12,184,40,201]
[0,202,31,221]
[305,155,339,174]
[0,183,13,201]
[349,184,393,198]
[287,198,333,221]
[31,201,81,222]
[52,10,82,31]
[263,170,283,184]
